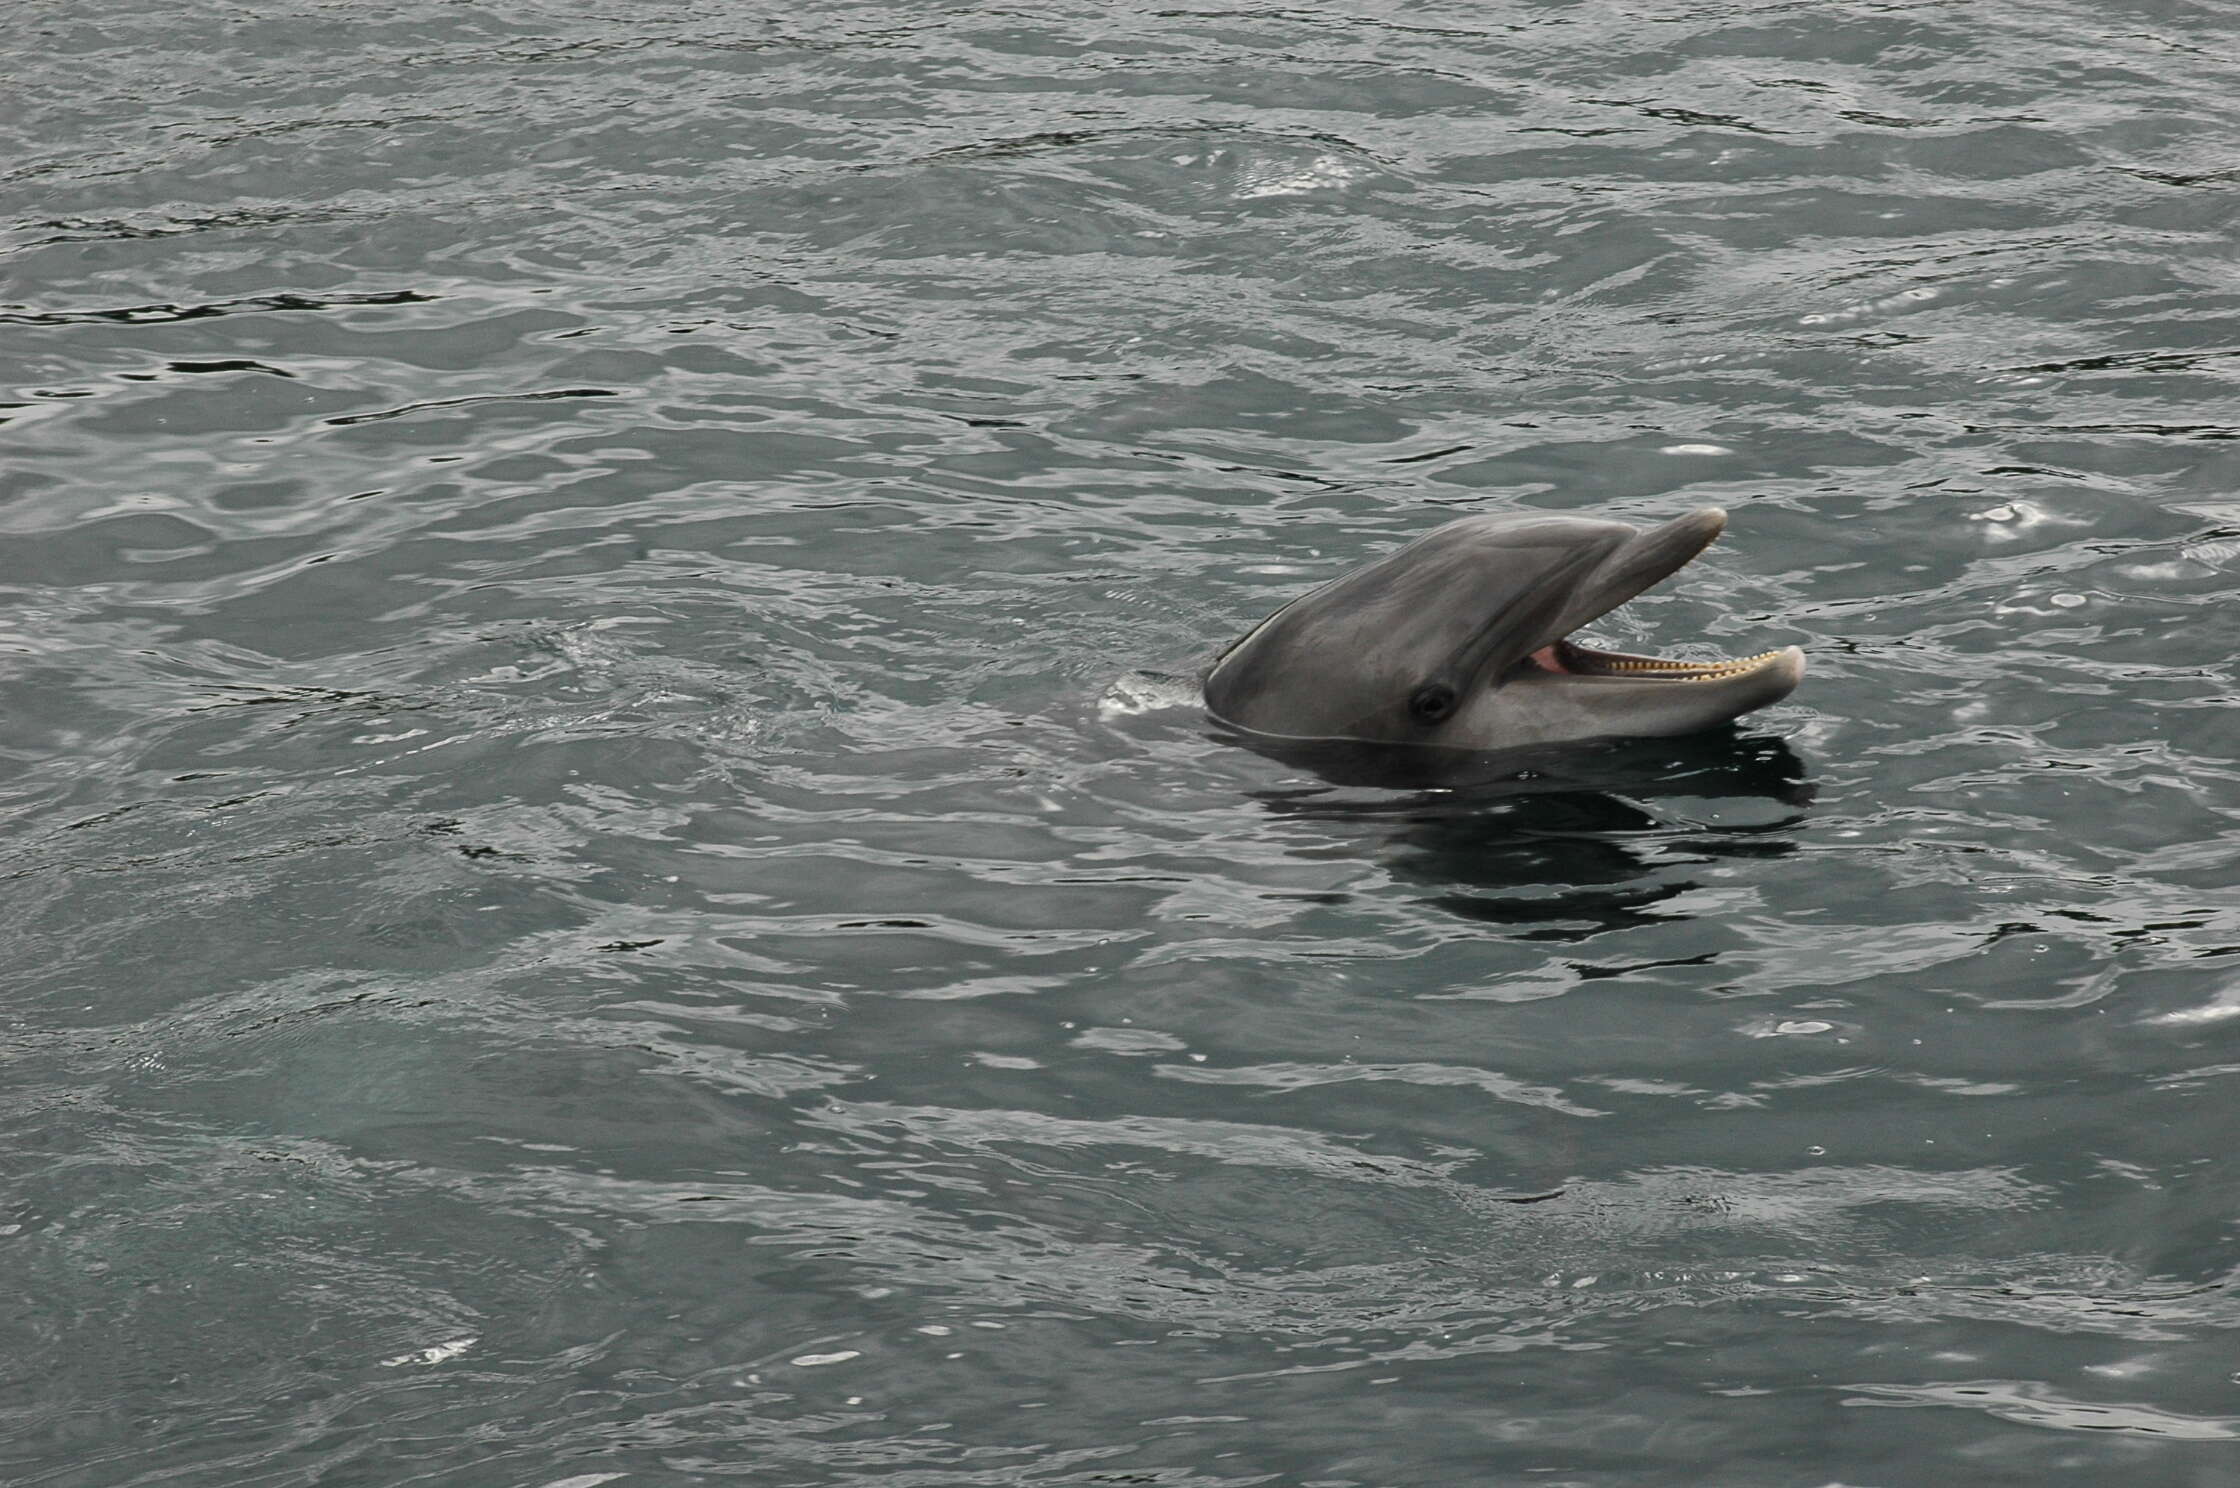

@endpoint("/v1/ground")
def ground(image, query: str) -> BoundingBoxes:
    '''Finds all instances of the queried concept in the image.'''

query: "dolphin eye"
[1407,683,1457,724]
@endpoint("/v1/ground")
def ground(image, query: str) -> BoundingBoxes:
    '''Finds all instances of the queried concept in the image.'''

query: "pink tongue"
[1529,644,1571,674]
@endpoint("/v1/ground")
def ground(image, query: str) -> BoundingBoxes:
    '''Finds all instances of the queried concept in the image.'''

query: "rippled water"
[7,2,2240,1482]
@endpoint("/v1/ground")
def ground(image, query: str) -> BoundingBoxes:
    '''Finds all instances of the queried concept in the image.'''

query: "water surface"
[7,2,2240,1483]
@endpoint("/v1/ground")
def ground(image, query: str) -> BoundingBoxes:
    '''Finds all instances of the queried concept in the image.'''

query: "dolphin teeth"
[1599,650,1781,680]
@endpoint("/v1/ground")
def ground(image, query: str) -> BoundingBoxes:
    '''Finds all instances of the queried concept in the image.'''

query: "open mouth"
[1523,637,1794,683]
[1483,507,1800,692]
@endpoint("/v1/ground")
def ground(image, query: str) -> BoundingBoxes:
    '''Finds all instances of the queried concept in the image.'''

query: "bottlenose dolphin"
[1204,507,1803,757]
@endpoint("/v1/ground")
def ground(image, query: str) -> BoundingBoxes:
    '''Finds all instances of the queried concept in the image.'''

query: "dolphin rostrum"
[1204,507,1804,755]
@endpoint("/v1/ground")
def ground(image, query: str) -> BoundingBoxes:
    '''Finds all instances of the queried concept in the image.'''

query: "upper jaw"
[1486,506,1732,675]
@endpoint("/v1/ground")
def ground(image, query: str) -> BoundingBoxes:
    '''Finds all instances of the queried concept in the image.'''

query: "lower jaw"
[1529,640,1788,684]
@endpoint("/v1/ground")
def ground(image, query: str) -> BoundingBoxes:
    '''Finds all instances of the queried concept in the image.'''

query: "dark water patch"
[321,386,622,427]
[0,289,437,327]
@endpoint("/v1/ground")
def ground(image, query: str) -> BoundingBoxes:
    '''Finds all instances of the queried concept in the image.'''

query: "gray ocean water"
[7,3,2240,1484]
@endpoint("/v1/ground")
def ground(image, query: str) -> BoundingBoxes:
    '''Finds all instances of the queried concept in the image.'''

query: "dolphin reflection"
[1246,732,1813,937]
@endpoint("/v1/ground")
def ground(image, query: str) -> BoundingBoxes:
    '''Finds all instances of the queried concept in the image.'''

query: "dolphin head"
[1203,507,1803,753]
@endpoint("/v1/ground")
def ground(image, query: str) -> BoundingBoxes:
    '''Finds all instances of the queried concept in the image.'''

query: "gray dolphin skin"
[1204,507,1804,753]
